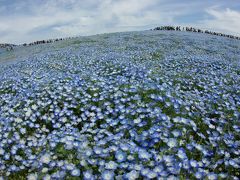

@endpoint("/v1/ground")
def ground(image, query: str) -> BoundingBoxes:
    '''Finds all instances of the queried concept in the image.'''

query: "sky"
[0,0,240,44]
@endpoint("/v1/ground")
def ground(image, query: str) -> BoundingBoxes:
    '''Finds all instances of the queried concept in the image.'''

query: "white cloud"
[0,0,239,44]
[0,0,174,43]
[200,7,240,36]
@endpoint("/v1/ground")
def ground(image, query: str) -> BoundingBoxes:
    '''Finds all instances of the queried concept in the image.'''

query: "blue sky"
[0,0,240,44]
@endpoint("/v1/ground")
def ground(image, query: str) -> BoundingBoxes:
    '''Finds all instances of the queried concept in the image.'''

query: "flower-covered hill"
[0,30,240,179]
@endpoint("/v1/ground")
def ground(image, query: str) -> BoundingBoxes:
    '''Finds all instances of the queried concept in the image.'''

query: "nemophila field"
[0,30,239,179]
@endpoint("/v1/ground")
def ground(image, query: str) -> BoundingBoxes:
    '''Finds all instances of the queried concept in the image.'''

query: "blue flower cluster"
[0,31,239,179]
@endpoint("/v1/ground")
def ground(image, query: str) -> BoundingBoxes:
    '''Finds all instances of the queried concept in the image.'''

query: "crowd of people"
[22,37,72,46]
[153,26,240,40]
[0,38,70,51]
[0,43,16,51]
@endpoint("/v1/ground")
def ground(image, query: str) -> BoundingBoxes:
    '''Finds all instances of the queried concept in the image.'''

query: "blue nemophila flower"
[40,153,51,164]
[105,161,118,170]
[159,170,169,177]
[85,148,93,157]
[189,159,198,168]
[27,173,38,180]
[101,170,114,180]
[133,118,141,124]
[138,150,152,160]
[94,147,102,155]
[115,150,127,162]
[83,171,94,180]
[146,170,157,179]
[169,163,181,174]
[177,148,187,159]
[120,144,130,151]
[195,171,204,179]
[71,168,80,176]
[65,164,75,171]
[171,130,182,137]
[4,154,10,160]
[124,170,139,180]
[167,138,178,148]
[140,168,150,177]
[207,173,218,180]
[0,148,4,155]
[43,174,51,180]
[182,160,190,170]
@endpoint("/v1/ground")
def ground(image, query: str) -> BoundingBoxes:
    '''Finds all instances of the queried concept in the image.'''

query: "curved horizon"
[1,26,240,46]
